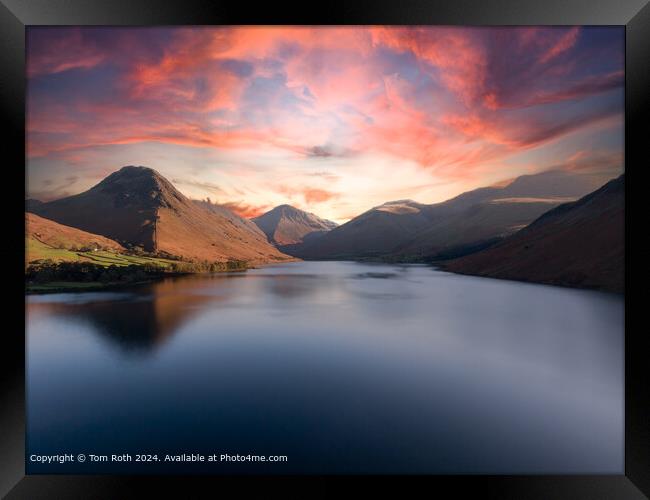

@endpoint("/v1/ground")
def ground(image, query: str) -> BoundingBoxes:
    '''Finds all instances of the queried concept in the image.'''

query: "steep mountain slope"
[252,204,337,255]
[31,166,291,263]
[444,175,624,292]
[299,170,611,260]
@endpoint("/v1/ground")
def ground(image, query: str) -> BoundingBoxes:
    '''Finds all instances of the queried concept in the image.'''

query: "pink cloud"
[28,29,106,77]
[484,71,623,110]
[26,26,623,196]
[370,27,487,106]
[539,27,581,64]
[443,106,620,151]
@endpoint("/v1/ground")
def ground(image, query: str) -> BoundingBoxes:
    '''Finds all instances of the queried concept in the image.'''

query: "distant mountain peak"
[252,204,338,247]
[271,204,326,218]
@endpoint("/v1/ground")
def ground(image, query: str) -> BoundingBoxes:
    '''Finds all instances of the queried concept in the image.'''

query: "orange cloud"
[303,188,338,204]
[273,183,340,206]
[219,201,269,218]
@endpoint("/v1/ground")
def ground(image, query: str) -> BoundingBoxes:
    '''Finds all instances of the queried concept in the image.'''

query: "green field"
[26,238,252,294]
[26,238,178,268]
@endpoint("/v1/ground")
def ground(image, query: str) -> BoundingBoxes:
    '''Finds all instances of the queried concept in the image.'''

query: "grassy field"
[26,238,178,268]
[25,237,252,294]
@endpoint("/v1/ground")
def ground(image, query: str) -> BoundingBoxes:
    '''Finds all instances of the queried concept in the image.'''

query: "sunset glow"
[26,26,624,222]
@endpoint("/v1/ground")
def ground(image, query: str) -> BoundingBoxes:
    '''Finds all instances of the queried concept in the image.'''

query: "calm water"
[27,261,624,474]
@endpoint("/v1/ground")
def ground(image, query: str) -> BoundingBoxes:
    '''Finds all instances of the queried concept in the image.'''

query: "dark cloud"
[309,146,334,158]
[304,144,354,159]
[219,59,254,78]
[481,27,623,110]
[513,107,619,149]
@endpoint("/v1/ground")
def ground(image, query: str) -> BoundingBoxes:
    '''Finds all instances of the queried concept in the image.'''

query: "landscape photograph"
[26,26,624,474]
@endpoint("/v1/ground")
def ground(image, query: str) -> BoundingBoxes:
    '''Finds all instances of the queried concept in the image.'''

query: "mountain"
[252,204,338,255]
[30,166,291,263]
[444,174,624,292]
[394,198,570,260]
[298,170,612,260]
[297,200,435,259]
[26,212,125,264]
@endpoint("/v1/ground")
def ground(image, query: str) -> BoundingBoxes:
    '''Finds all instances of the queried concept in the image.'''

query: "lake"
[26,261,624,474]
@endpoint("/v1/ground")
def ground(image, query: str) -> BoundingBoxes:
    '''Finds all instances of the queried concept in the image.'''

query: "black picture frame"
[1,0,647,497]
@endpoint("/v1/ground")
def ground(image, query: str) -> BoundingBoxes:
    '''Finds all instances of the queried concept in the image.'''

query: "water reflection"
[26,261,624,474]
[352,272,400,279]
[259,273,327,299]
[28,277,229,353]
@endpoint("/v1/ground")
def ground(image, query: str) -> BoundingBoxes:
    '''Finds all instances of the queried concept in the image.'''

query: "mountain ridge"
[29,166,292,263]
[297,170,614,260]
[443,174,624,292]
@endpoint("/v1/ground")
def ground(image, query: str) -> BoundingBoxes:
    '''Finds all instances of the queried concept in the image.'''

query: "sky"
[26,26,624,223]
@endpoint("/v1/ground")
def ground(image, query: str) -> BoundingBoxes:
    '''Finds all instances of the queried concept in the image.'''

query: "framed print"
[1,0,648,497]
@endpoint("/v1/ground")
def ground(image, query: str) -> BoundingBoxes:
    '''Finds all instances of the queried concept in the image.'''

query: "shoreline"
[24,257,298,295]
[25,257,622,295]
[298,256,624,294]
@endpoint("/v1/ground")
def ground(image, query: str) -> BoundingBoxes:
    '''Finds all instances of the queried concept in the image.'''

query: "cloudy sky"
[26,26,624,222]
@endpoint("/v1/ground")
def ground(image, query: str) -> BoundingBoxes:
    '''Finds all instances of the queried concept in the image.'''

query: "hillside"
[444,175,624,292]
[27,212,124,253]
[29,166,291,264]
[26,212,125,263]
[25,212,184,271]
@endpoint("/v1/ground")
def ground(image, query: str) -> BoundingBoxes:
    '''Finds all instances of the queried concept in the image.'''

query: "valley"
[26,166,624,293]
